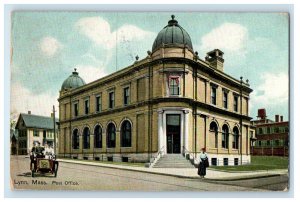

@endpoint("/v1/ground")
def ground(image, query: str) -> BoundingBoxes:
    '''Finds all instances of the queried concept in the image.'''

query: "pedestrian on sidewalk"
[198,148,209,178]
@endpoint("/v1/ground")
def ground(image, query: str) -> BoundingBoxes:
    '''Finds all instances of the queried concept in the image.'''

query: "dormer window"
[169,76,180,96]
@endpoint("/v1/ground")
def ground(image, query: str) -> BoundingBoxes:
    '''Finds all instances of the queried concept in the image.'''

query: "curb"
[58,159,200,179]
[206,173,282,181]
[58,159,285,181]
[207,168,287,173]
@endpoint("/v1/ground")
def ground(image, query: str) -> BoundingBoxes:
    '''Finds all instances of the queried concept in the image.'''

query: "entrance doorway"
[166,114,181,153]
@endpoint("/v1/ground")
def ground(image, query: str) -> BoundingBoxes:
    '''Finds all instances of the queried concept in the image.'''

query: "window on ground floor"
[222,125,229,149]
[107,123,116,148]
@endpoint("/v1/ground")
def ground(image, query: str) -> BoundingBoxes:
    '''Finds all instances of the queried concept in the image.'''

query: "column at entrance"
[183,110,189,152]
[157,110,164,154]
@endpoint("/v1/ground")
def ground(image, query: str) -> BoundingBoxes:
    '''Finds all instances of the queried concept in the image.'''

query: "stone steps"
[153,154,195,168]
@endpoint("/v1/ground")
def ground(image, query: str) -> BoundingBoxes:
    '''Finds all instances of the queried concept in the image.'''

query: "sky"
[10,12,289,121]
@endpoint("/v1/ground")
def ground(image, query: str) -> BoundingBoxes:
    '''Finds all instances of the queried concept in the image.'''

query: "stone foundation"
[192,153,251,166]
[59,153,156,163]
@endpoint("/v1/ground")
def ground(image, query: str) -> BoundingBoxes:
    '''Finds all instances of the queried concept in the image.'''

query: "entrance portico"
[157,108,190,155]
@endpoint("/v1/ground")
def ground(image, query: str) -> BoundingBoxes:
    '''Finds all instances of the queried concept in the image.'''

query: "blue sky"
[11,12,289,121]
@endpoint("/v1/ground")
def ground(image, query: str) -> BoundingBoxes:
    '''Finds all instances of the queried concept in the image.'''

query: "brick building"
[58,16,255,166]
[251,109,289,156]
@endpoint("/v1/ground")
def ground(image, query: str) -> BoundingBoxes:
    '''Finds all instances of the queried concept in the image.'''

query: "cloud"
[75,17,155,50]
[40,36,62,57]
[250,72,288,114]
[199,23,249,55]
[75,65,108,83]
[11,82,59,117]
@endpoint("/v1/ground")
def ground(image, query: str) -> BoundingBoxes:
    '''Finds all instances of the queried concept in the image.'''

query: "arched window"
[107,123,116,148]
[121,121,132,147]
[233,127,239,149]
[83,127,90,149]
[210,122,218,148]
[222,125,229,149]
[72,129,79,149]
[94,125,102,148]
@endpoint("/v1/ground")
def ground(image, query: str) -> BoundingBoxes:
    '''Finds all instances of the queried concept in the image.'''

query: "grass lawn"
[62,158,145,167]
[210,156,289,172]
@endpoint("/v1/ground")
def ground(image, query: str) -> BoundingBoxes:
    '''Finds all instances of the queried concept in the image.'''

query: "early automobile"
[30,146,59,177]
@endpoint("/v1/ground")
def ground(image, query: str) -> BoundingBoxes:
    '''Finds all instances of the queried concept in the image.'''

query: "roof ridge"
[21,113,58,120]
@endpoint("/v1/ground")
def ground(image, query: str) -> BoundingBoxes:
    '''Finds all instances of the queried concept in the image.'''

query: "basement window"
[223,158,228,166]
[122,157,129,162]
[211,158,217,166]
[234,158,239,166]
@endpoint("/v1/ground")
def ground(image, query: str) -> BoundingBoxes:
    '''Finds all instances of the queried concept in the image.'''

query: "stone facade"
[58,16,255,166]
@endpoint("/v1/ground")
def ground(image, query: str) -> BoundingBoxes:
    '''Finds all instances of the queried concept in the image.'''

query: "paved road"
[10,156,286,191]
[208,175,289,191]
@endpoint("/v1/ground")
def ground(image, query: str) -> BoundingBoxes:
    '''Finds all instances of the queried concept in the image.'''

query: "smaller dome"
[61,69,86,91]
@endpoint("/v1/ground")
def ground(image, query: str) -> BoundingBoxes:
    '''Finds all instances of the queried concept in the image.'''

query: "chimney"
[28,111,31,115]
[275,115,279,122]
[257,108,266,120]
[205,49,224,71]
[280,116,283,122]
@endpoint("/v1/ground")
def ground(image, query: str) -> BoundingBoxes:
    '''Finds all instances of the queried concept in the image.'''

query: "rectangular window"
[124,87,130,105]
[223,158,228,166]
[74,103,79,117]
[109,92,115,109]
[211,86,216,105]
[234,96,238,112]
[96,96,101,112]
[223,91,228,109]
[122,157,129,162]
[84,99,89,115]
[33,130,39,137]
[211,158,217,166]
[234,158,239,166]
[169,77,180,95]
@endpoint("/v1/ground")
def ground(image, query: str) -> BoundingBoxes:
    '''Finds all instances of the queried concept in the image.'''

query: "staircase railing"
[182,146,197,167]
[148,146,165,168]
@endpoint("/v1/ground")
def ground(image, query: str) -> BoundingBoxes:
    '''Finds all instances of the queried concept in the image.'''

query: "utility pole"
[53,105,56,155]
[240,77,243,165]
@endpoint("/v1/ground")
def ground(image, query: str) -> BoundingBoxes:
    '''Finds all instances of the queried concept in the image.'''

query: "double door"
[167,132,180,153]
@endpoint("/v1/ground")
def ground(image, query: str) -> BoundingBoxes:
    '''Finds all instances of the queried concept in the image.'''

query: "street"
[10,156,287,191]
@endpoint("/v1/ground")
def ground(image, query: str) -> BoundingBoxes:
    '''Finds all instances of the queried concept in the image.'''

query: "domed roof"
[152,15,193,52]
[61,69,86,91]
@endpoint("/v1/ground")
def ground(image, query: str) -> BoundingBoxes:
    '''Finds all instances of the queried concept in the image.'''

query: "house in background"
[251,109,289,156]
[15,111,58,155]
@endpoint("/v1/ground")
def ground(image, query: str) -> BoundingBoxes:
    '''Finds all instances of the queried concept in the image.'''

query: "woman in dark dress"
[198,148,208,178]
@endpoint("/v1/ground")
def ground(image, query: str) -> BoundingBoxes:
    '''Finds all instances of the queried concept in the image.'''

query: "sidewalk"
[58,158,288,181]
